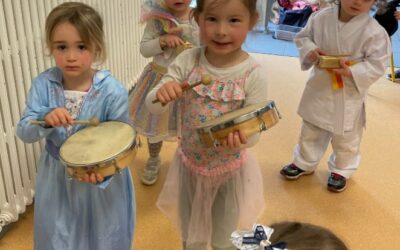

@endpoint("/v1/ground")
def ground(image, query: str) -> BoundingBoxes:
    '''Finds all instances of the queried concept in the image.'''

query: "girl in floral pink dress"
[146,0,267,249]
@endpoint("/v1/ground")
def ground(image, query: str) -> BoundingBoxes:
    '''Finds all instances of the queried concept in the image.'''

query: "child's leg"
[140,138,163,185]
[211,179,238,250]
[328,123,364,179]
[293,120,332,172]
[212,246,236,250]
[180,182,208,250]
[148,139,163,158]
[182,241,207,250]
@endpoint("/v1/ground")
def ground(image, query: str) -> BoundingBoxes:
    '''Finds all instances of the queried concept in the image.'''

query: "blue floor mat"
[243,31,299,57]
[244,23,400,67]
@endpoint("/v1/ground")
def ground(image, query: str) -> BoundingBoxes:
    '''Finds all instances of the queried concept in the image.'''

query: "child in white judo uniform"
[280,0,391,192]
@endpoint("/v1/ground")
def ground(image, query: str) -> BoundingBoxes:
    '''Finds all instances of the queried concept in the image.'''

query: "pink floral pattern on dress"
[178,56,259,177]
[194,78,246,102]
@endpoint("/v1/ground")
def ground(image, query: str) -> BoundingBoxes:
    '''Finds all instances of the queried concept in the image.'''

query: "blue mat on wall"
[243,24,400,68]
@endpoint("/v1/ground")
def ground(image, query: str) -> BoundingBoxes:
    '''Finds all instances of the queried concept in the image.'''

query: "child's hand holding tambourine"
[219,130,248,149]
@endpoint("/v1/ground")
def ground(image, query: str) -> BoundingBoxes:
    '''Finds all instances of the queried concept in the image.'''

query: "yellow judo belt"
[330,60,357,90]
[318,55,358,90]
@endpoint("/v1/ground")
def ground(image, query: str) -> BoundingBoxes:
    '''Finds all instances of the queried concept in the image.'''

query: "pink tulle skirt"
[157,149,265,248]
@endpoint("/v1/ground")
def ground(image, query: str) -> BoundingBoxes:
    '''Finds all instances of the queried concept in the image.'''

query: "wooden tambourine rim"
[197,101,281,147]
[66,143,138,178]
[197,101,277,134]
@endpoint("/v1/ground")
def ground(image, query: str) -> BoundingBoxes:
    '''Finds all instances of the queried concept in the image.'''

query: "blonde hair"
[45,2,106,64]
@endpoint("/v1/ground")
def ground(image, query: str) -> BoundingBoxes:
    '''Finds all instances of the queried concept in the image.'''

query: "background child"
[146,0,267,249]
[129,0,200,185]
[389,1,400,80]
[268,221,348,250]
[280,0,391,192]
[375,0,400,81]
[16,2,135,249]
[231,221,348,250]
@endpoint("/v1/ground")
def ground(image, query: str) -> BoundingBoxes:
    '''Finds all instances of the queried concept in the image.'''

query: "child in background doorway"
[280,0,391,192]
[146,0,267,249]
[16,2,135,249]
[129,0,200,185]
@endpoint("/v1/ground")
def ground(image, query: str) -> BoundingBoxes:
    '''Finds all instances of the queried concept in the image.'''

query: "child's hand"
[156,81,183,104]
[79,172,104,184]
[168,27,183,35]
[329,59,353,78]
[394,11,400,20]
[44,108,74,127]
[306,48,326,64]
[159,34,184,49]
[220,131,248,149]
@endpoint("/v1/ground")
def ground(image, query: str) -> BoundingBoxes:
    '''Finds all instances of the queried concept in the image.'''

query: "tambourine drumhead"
[60,121,136,167]
[197,101,276,132]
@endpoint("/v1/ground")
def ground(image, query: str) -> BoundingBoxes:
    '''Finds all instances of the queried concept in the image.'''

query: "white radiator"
[0,0,147,232]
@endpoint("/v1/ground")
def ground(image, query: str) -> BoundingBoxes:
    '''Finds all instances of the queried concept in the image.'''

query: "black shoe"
[280,163,314,180]
[327,173,347,192]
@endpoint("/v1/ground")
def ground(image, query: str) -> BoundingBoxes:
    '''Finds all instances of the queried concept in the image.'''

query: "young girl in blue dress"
[17,2,135,249]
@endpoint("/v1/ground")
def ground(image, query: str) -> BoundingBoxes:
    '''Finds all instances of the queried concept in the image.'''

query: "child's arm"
[241,66,269,148]
[145,49,195,114]
[153,81,183,104]
[17,79,58,143]
[221,65,269,149]
[103,81,130,124]
[243,66,269,106]
[140,20,166,58]
[348,28,391,94]
[159,27,185,49]
[145,76,182,115]
[42,108,74,127]
[140,20,184,58]
[294,13,319,70]
[395,10,400,20]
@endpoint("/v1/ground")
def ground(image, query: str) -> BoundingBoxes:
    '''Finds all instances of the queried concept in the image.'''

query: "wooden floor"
[2,54,400,250]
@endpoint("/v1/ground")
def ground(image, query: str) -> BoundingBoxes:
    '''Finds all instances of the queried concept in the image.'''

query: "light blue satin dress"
[17,68,135,250]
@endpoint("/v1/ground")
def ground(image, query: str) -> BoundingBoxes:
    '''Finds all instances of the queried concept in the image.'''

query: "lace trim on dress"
[178,147,248,177]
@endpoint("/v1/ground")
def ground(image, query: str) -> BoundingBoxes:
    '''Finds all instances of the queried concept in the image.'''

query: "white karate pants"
[292,119,364,178]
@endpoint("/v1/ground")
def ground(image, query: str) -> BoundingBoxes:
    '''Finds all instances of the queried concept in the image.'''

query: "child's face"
[51,22,94,80]
[164,0,191,16]
[339,0,375,22]
[196,0,255,60]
